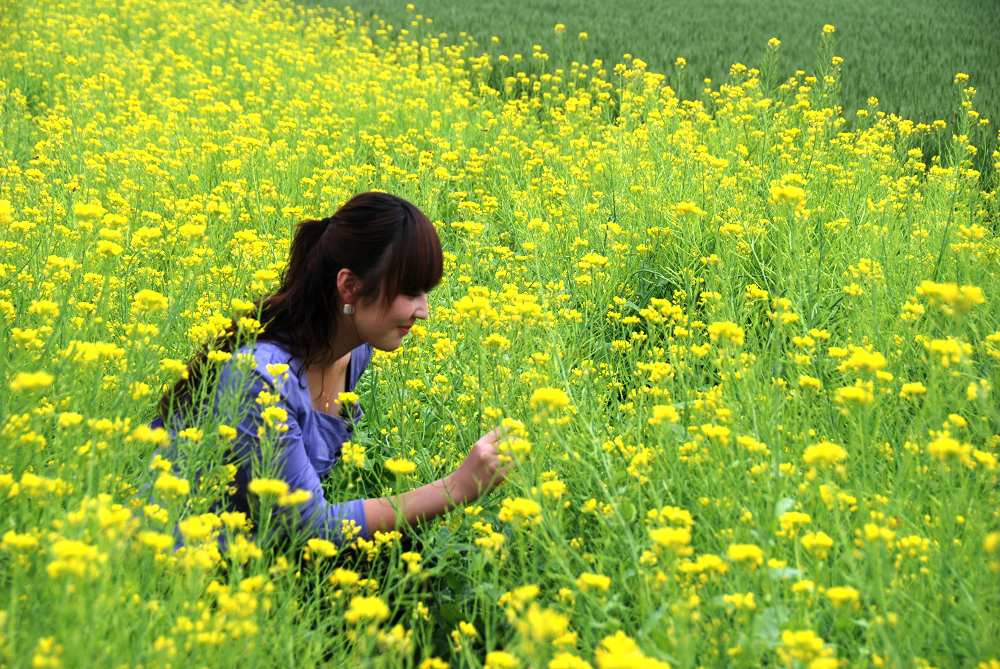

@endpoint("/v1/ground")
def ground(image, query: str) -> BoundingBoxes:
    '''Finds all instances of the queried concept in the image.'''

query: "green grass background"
[312,0,1000,172]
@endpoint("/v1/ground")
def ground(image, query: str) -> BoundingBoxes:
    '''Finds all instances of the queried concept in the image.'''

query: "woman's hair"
[156,191,443,422]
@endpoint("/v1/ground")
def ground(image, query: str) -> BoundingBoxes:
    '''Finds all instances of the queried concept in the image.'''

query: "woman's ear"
[336,268,361,305]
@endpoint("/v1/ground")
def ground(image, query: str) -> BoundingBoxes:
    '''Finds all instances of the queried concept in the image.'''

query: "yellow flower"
[915,279,985,315]
[305,538,338,559]
[344,595,390,624]
[833,380,874,409]
[649,526,692,555]
[792,580,816,594]
[595,630,669,669]
[518,604,571,644]
[0,199,14,225]
[722,592,757,610]
[2,530,40,551]
[529,387,571,411]
[674,201,707,218]
[178,513,222,543]
[707,321,744,347]
[278,488,313,507]
[540,479,567,499]
[484,333,511,349]
[498,436,532,459]
[228,535,263,564]
[28,299,60,319]
[485,651,519,669]
[47,538,107,579]
[341,441,366,467]
[220,511,248,531]
[648,404,680,425]
[549,652,592,669]
[769,183,806,206]
[153,472,190,498]
[248,478,289,497]
[260,406,289,431]
[419,659,449,669]
[801,532,834,559]
[576,572,611,592]
[337,391,360,405]
[779,629,827,664]
[132,289,169,314]
[137,531,175,552]
[498,497,542,527]
[778,511,812,536]
[178,427,203,443]
[9,371,54,392]
[385,457,417,475]
[330,568,361,587]
[802,440,848,467]
[265,362,290,380]
[726,543,764,568]
[73,201,107,220]
[798,375,822,390]
[401,551,422,574]
[921,336,972,367]
[835,346,886,374]
[825,585,860,608]
[131,425,170,447]
[926,431,973,464]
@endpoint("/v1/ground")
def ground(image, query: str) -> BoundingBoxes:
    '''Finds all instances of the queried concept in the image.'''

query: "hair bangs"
[381,205,443,303]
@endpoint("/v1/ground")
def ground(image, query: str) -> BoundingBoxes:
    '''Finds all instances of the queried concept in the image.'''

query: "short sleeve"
[219,360,370,545]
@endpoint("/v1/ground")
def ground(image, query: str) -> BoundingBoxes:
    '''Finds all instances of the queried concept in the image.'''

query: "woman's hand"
[448,427,511,504]
[363,426,513,535]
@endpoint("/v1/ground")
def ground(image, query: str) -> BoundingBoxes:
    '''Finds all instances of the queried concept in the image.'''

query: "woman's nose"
[414,293,429,319]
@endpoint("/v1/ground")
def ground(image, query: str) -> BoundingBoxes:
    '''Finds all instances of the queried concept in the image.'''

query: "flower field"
[1,0,999,667]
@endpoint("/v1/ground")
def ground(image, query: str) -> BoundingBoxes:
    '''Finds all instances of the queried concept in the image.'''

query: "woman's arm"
[362,428,508,534]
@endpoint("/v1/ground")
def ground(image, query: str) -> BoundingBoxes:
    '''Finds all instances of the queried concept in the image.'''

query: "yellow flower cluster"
[0,0,996,665]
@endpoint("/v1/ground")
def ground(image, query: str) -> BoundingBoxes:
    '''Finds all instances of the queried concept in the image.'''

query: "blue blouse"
[147,340,374,551]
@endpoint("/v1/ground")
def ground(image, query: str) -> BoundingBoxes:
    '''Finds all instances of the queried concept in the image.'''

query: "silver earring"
[342,304,355,315]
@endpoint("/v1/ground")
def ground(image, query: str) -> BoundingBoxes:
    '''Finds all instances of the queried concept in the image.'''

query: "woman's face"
[337,268,430,351]
[355,288,429,351]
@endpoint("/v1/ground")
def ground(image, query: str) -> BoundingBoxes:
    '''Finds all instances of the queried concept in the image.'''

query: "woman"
[148,191,508,552]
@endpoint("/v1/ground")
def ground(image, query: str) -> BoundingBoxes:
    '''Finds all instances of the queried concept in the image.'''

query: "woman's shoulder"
[358,342,374,368]
[224,339,303,390]
[239,339,294,364]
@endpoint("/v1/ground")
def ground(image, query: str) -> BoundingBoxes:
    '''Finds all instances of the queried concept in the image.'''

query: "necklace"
[312,355,351,415]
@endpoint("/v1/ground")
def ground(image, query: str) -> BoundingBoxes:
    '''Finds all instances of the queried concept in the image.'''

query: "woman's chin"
[373,336,404,352]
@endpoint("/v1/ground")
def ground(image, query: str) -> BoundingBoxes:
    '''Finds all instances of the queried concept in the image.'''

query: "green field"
[322,0,1000,175]
[2,0,999,666]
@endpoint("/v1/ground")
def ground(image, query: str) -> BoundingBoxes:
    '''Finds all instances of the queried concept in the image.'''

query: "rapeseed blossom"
[0,0,996,665]
[498,498,542,527]
[9,371,54,392]
[385,457,417,476]
[344,596,391,624]
[248,479,289,498]
[726,543,764,568]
